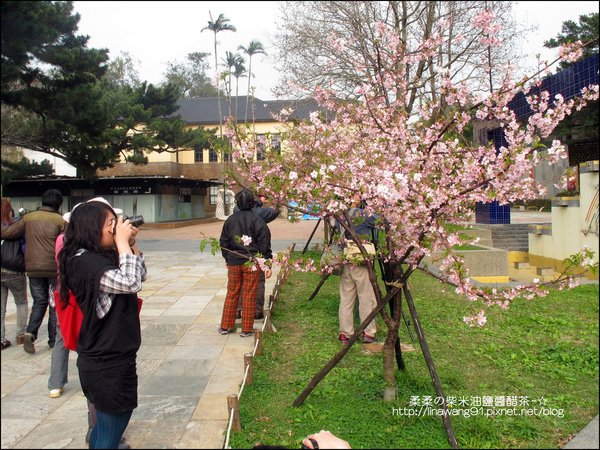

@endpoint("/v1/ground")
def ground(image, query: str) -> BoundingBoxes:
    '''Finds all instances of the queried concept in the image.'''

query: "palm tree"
[232,60,247,119]
[239,40,266,122]
[221,51,244,100]
[202,12,236,212]
[202,12,236,136]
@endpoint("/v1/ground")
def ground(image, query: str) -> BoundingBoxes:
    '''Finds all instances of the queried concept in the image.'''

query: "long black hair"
[57,202,117,308]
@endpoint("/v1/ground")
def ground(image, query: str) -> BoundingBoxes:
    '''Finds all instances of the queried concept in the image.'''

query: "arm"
[302,430,351,449]
[95,254,145,319]
[1,218,25,239]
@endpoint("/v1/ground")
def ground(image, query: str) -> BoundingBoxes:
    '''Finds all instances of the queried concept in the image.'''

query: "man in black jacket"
[233,194,280,319]
[218,189,273,337]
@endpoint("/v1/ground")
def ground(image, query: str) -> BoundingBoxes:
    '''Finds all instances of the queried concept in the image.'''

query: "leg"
[86,400,97,444]
[236,291,242,317]
[338,266,357,338]
[254,271,266,316]
[0,280,8,346]
[48,323,69,394]
[240,266,260,333]
[47,277,57,346]
[220,266,243,330]
[90,409,132,449]
[354,265,378,336]
[11,274,29,339]
[26,277,50,341]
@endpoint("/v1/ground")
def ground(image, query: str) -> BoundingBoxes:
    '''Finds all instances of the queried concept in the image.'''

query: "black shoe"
[235,311,242,319]
[254,312,264,320]
[23,333,35,354]
[49,341,55,349]
[1,341,11,350]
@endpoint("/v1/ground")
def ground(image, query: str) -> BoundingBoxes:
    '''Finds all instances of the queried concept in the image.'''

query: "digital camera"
[124,215,144,227]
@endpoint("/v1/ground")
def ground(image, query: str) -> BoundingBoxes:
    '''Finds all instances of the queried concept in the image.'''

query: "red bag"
[53,290,83,351]
[54,291,143,351]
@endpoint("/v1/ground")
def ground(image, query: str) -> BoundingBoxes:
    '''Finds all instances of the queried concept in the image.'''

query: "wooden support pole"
[268,294,275,310]
[227,394,241,431]
[244,353,253,385]
[264,309,273,332]
[254,330,263,355]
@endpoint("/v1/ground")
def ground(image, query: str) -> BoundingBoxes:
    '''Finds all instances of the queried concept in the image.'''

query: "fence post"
[227,394,241,431]
[254,330,263,356]
[244,353,253,385]
[264,309,273,332]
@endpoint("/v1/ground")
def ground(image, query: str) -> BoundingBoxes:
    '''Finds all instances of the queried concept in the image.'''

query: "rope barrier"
[238,362,251,398]
[223,405,236,449]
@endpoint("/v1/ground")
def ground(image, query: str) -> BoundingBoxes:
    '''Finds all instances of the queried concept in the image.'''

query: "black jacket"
[220,210,273,265]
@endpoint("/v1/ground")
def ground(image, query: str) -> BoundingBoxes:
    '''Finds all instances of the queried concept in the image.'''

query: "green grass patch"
[230,251,599,449]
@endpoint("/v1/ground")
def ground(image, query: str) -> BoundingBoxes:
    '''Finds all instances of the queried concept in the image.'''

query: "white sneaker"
[49,387,64,398]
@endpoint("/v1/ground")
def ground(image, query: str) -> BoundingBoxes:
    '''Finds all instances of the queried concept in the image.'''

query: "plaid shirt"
[75,250,147,319]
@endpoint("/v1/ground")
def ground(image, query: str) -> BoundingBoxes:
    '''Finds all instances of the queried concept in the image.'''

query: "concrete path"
[2,211,596,449]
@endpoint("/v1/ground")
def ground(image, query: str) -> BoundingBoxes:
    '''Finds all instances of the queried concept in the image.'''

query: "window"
[194,148,203,163]
[271,134,281,155]
[209,149,218,162]
[209,179,219,204]
[256,134,281,160]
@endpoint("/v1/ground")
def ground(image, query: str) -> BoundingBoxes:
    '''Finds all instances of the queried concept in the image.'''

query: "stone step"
[514,261,530,269]
[536,266,554,276]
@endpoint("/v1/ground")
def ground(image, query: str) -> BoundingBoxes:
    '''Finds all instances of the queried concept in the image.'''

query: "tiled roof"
[173,96,322,125]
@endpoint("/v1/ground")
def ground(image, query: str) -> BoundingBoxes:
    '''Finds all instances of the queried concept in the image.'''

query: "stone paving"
[1,219,315,449]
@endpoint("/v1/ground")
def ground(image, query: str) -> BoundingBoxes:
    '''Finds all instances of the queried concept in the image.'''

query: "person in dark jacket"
[22,189,65,353]
[58,201,145,449]
[233,195,280,319]
[1,198,29,350]
[218,189,273,337]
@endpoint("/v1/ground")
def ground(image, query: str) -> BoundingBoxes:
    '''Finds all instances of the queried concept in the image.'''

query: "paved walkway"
[1,211,596,448]
[1,219,317,449]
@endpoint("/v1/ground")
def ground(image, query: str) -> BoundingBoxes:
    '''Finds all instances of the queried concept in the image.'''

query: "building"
[97,96,320,217]
[3,96,320,222]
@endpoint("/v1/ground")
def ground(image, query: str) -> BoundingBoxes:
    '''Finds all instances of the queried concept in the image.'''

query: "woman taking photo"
[57,201,146,449]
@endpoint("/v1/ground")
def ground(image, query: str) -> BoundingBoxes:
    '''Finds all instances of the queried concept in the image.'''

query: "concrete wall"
[423,244,508,280]
[529,162,599,278]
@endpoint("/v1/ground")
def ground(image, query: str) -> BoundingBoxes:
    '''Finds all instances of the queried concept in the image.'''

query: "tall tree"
[544,12,599,70]
[544,12,599,141]
[274,1,521,105]
[202,12,236,210]
[1,1,214,178]
[239,40,266,121]
[202,12,236,135]
[163,52,218,98]
[103,51,142,88]
[232,59,247,118]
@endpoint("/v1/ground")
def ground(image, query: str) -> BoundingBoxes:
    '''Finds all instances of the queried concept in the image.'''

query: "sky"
[72,1,599,101]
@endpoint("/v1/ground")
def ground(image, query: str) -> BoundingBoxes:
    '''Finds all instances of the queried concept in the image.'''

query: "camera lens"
[124,215,144,227]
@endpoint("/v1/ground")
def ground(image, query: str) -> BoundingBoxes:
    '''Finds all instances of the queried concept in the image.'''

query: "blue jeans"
[26,277,57,345]
[90,409,132,449]
[48,324,69,390]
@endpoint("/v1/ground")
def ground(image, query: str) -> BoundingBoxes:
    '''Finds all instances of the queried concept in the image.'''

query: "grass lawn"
[230,251,599,449]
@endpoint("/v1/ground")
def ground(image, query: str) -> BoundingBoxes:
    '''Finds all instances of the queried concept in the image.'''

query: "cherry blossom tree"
[223,9,598,438]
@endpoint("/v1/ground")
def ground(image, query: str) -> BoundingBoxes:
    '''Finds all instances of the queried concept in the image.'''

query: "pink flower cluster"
[225,14,598,326]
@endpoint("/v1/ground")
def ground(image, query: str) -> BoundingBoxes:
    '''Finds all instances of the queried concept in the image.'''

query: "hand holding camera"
[114,215,144,255]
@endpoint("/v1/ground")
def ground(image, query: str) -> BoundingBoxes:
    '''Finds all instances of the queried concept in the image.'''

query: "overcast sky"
[72,1,599,100]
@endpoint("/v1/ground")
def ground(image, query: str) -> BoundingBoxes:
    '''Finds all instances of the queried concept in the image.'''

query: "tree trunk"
[382,324,399,401]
